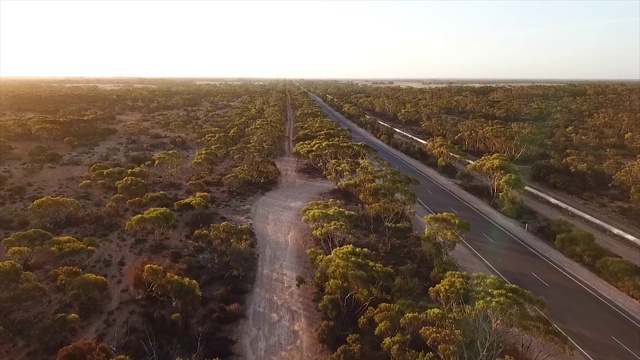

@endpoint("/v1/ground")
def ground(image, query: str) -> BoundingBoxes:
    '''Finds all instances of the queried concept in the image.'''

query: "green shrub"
[555,229,607,267]
[596,257,637,282]
[595,257,640,300]
[187,180,207,192]
[115,176,148,198]
[90,162,110,174]
[455,170,474,185]
[43,151,63,163]
[551,218,573,234]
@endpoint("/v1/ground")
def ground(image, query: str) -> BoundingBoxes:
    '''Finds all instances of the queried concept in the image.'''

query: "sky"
[0,1,638,79]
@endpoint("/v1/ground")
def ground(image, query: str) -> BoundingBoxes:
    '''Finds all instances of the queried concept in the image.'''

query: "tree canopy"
[308,82,640,218]
[125,207,175,239]
[143,264,202,308]
[424,213,470,261]
[302,199,358,253]
[28,196,82,228]
[292,88,570,359]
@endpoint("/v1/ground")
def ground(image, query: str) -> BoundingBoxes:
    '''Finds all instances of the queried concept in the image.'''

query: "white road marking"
[449,206,458,214]
[313,95,609,360]
[417,199,435,214]
[461,238,510,283]
[482,233,495,243]
[460,237,593,360]
[344,107,635,321]
[532,272,550,287]
[549,322,595,360]
[612,336,640,359]
[367,139,640,329]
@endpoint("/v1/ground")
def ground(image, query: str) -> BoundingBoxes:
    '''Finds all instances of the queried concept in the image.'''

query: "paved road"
[308,92,640,360]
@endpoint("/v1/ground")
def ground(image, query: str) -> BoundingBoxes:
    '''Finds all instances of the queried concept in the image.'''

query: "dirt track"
[234,94,332,359]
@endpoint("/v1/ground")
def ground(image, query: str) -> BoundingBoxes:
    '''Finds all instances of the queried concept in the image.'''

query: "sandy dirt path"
[234,94,332,360]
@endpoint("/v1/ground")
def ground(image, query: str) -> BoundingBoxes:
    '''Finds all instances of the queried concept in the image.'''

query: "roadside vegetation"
[307,82,640,302]
[308,82,640,224]
[0,79,287,359]
[291,90,571,360]
[542,219,640,300]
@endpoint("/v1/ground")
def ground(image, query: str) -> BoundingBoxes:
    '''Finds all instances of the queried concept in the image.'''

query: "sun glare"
[1,1,639,78]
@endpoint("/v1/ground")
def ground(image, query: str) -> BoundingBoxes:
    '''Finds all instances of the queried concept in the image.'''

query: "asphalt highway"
[308,92,640,360]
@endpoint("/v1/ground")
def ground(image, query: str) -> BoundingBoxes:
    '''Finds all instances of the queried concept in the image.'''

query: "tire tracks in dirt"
[234,93,332,360]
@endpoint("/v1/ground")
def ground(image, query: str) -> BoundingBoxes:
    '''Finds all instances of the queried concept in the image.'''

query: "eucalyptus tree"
[308,245,396,342]
[423,213,470,261]
[153,150,187,183]
[302,199,358,253]
[32,124,61,147]
[143,264,201,308]
[28,196,82,228]
[425,136,465,167]
[613,157,640,207]
[467,154,525,215]
[125,207,175,240]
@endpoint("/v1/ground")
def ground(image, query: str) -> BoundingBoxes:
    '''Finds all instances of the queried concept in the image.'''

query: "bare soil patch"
[234,95,332,360]
[234,158,332,359]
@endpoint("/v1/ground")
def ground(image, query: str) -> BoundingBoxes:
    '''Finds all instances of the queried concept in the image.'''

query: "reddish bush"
[56,340,113,360]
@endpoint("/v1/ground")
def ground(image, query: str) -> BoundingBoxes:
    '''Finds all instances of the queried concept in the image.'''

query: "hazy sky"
[1,1,638,79]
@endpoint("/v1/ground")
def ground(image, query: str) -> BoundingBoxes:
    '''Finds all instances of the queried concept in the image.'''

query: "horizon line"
[1,76,639,82]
